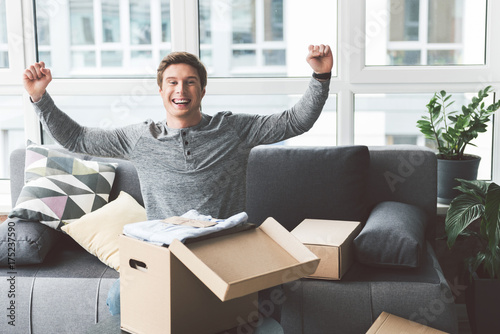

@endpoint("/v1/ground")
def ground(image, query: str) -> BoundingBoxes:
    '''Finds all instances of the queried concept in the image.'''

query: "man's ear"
[201,87,206,98]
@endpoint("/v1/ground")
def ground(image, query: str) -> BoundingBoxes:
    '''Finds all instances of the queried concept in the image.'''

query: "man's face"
[159,63,206,128]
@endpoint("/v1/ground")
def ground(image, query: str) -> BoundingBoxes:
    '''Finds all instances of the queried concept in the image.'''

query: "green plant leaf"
[455,179,488,197]
[484,182,500,264]
[445,193,484,248]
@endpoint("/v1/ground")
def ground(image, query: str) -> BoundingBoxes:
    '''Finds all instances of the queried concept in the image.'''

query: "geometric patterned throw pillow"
[9,143,118,230]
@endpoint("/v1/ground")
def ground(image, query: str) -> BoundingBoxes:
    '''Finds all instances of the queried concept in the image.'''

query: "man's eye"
[188,81,196,85]
[169,81,177,85]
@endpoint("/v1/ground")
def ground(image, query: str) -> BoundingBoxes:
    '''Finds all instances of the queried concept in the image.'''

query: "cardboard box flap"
[367,312,449,334]
[169,217,319,302]
[292,219,360,246]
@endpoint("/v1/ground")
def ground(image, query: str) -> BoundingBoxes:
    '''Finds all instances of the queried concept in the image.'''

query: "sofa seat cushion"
[246,146,370,231]
[280,243,457,334]
[354,201,427,268]
[0,217,61,266]
[0,236,118,334]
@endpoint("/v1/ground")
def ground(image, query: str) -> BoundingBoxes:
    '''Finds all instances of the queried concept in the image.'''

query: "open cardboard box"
[119,217,320,334]
[291,219,361,280]
[366,312,449,334]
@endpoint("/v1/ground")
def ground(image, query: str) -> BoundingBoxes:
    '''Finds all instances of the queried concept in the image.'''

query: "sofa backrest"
[245,145,437,232]
[365,145,437,222]
[9,146,144,208]
[10,144,437,233]
[245,145,371,231]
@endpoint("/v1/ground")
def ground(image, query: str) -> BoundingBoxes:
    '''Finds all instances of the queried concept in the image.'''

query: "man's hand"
[23,62,52,103]
[306,44,334,76]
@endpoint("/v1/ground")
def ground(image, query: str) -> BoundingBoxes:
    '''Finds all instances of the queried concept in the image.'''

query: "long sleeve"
[32,92,146,159]
[230,78,330,147]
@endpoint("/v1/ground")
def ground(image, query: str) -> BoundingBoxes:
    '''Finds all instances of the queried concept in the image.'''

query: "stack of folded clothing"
[123,210,248,246]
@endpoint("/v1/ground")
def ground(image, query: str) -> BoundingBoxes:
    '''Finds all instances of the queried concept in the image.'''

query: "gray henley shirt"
[33,78,329,219]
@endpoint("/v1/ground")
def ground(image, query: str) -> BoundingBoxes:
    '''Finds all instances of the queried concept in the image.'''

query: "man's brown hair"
[157,52,207,89]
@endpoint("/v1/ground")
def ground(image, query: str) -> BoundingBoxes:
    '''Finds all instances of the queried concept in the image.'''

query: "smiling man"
[24,45,333,222]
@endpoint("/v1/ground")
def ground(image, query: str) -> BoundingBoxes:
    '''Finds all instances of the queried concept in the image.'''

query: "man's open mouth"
[173,98,191,105]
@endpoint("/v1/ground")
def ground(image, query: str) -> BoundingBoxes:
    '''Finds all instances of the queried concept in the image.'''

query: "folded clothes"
[123,210,248,246]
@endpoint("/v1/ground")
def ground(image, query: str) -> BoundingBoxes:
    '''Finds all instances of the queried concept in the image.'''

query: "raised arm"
[23,62,142,158]
[232,44,333,146]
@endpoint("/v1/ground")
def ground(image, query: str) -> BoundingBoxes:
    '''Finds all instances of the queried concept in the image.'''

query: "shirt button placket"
[182,131,191,157]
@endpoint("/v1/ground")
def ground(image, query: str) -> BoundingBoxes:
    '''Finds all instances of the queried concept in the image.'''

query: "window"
[0,0,8,68]
[36,0,171,77]
[366,0,487,66]
[354,93,494,180]
[199,0,337,77]
[1,0,500,214]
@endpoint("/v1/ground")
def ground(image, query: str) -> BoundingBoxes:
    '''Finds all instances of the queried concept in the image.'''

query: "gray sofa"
[0,144,458,334]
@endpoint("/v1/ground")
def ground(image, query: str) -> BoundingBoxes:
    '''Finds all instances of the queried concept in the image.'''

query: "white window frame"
[346,0,500,183]
[0,0,499,213]
[0,0,25,84]
[0,0,31,213]
[37,0,172,77]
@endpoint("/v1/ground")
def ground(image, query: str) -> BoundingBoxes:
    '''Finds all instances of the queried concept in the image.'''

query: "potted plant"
[445,179,500,334]
[416,86,500,203]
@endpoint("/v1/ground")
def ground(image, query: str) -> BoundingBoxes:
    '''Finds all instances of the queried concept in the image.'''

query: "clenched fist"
[23,62,52,102]
[306,44,334,76]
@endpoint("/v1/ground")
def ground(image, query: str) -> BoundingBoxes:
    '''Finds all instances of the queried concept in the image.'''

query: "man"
[23,45,333,221]
[23,45,333,324]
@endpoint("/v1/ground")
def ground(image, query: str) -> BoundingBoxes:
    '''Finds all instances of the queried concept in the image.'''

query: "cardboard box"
[366,312,449,334]
[119,217,320,334]
[291,219,361,280]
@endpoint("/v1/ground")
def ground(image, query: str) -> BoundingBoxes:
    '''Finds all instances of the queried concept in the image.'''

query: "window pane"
[161,0,171,43]
[388,50,420,65]
[36,0,171,77]
[72,51,96,68]
[428,0,462,43]
[199,0,337,77]
[199,0,211,44]
[102,51,123,67]
[130,0,151,45]
[263,49,286,66]
[0,0,9,68]
[366,0,486,66]
[102,0,120,43]
[427,49,463,65]
[232,0,256,44]
[389,0,419,41]
[354,93,493,180]
[264,0,283,42]
[0,96,25,179]
[70,0,95,45]
[232,50,256,67]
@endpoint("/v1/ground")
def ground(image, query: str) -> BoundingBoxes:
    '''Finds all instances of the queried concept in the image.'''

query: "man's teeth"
[174,99,190,105]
